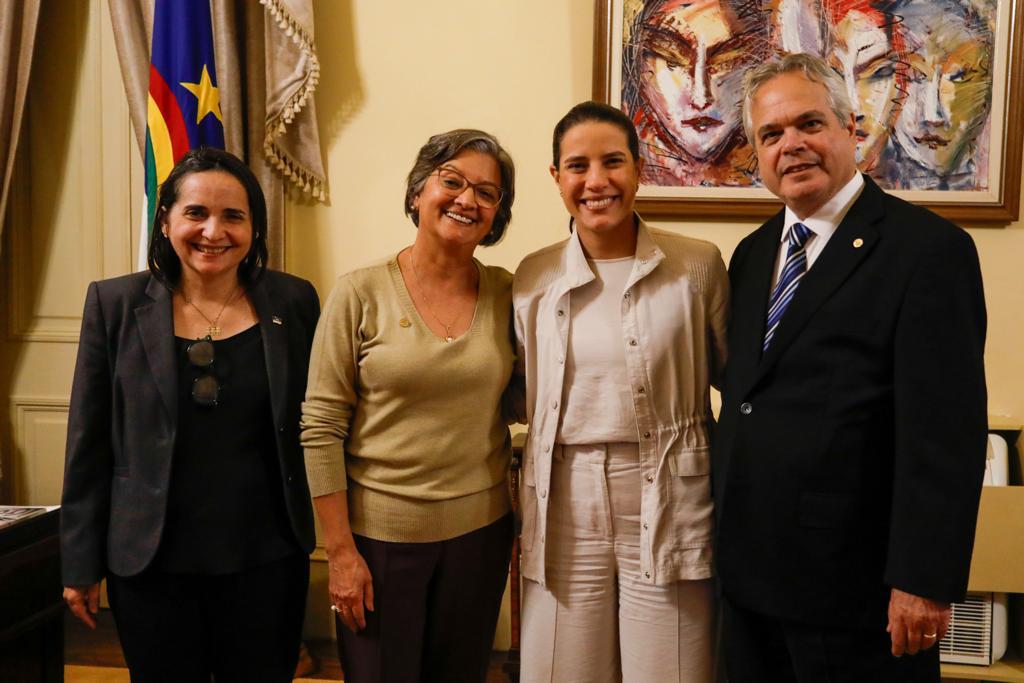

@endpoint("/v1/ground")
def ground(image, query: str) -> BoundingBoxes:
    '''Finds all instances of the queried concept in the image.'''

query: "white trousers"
[520,442,714,683]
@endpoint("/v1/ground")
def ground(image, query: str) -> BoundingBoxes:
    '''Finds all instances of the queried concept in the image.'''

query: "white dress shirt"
[771,172,866,290]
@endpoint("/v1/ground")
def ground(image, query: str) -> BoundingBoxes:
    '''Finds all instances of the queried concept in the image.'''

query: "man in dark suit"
[714,53,988,681]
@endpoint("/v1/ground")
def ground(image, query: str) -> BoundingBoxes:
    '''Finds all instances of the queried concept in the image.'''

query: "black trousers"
[722,595,940,683]
[338,513,514,683]
[106,552,309,683]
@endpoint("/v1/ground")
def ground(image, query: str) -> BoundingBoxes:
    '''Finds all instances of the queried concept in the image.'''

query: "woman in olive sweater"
[301,128,518,683]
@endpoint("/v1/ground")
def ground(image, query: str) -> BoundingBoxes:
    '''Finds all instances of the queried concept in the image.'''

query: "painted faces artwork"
[822,0,906,171]
[619,0,998,192]
[890,0,994,188]
[772,0,827,55]
[623,0,772,186]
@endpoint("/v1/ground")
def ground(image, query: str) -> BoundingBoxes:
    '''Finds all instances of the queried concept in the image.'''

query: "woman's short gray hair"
[741,53,854,146]
[404,129,516,247]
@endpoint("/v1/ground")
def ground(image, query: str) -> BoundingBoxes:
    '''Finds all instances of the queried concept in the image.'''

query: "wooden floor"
[64,610,516,682]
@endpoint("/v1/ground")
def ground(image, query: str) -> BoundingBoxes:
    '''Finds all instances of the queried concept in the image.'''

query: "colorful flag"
[141,0,225,268]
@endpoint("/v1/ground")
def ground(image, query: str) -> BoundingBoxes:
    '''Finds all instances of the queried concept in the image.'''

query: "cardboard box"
[967,486,1024,593]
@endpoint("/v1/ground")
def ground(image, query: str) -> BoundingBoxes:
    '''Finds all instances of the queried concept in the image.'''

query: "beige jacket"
[513,221,729,586]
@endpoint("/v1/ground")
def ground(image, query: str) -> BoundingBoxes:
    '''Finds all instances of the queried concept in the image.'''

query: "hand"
[64,583,101,629]
[887,588,950,656]
[327,544,375,633]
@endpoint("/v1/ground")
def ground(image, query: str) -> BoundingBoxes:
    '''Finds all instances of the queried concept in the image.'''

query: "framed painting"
[593,0,1023,222]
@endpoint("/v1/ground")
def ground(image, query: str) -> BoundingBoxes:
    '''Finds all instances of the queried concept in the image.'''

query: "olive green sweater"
[301,255,514,542]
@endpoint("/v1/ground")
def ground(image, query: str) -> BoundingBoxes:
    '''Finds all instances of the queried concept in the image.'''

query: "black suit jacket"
[60,270,320,586]
[714,176,988,628]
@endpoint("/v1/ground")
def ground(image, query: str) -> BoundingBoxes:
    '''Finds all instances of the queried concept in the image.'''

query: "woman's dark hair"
[552,101,641,168]
[147,147,268,287]
[403,129,516,247]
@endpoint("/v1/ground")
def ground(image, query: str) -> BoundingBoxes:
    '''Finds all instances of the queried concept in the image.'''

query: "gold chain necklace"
[181,285,239,338]
[409,247,459,343]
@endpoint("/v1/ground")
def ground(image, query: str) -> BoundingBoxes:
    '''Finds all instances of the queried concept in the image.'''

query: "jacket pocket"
[667,446,710,477]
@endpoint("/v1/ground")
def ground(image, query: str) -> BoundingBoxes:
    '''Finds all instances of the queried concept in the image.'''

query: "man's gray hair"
[741,53,855,146]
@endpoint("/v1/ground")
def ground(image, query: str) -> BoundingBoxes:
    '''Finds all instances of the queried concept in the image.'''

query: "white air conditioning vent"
[939,591,1008,665]
[940,592,1002,664]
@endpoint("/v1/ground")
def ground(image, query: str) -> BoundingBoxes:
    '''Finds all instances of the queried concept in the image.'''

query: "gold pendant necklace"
[181,285,239,338]
[410,247,459,343]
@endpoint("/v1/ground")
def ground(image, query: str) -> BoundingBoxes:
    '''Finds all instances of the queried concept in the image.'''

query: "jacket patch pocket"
[667,447,710,477]
[798,492,857,529]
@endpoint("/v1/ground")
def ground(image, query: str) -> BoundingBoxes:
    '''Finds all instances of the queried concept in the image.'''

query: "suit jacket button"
[740,402,753,415]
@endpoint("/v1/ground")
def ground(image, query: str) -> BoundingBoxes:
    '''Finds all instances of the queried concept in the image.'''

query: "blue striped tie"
[764,222,814,350]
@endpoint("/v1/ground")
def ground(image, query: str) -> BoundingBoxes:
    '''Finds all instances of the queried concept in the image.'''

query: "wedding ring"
[923,633,937,639]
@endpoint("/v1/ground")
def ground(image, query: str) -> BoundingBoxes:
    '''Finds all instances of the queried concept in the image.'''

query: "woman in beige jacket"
[513,101,729,683]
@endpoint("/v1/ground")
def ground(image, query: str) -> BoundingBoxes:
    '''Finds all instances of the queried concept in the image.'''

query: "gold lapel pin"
[272,316,283,325]
[399,318,411,328]
[852,238,864,248]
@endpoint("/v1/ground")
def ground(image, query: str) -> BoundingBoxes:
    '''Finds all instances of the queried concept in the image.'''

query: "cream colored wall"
[287,0,1024,426]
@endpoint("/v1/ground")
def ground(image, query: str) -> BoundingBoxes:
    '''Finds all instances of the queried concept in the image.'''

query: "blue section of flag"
[151,0,224,150]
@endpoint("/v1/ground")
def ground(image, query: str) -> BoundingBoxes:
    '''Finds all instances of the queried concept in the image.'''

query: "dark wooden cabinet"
[0,509,63,682]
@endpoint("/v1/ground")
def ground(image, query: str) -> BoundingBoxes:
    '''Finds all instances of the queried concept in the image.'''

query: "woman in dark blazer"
[60,147,319,682]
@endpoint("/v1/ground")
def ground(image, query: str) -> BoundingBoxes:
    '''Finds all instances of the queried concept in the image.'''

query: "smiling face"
[638,0,761,161]
[750,71,859,218]
[552,121,643,242]
[894,5,992,174]
[827,8,902,169]
[412,149,500,249]
[161,170,253,285]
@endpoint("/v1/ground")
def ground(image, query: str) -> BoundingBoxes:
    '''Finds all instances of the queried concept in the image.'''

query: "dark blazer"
[60,270,320,586]
[714,176,988,628]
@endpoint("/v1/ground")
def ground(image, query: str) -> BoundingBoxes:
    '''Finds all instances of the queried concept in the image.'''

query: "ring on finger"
[923,632,937,639]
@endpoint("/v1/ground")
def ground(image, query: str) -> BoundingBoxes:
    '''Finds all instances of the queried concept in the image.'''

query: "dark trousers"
[722,595,940,682]
[338,513,514,683]
[106,552,309,683]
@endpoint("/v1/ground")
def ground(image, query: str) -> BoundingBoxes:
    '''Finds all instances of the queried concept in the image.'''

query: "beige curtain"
[0,0,42,250]
[106,0,327,270]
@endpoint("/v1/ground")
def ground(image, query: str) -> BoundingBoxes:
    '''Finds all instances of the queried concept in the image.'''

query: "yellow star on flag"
[181,64,223,124]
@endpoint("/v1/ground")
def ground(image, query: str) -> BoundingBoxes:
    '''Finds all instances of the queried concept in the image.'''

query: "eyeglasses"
[434,167,504,209]
[186,337,222,407]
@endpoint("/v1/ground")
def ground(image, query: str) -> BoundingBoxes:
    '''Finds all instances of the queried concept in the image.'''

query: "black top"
[155,324,298,574]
